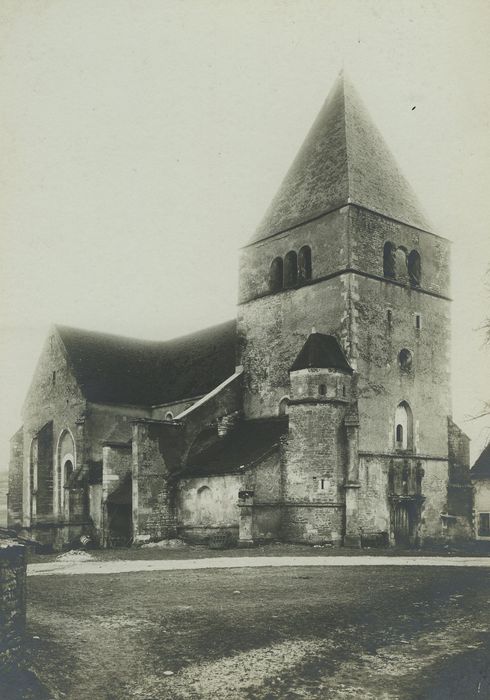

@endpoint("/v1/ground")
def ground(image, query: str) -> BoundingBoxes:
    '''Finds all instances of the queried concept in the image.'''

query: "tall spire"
[250,74,431,243]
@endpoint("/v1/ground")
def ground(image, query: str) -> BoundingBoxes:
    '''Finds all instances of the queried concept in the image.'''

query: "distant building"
[471,443,490,540]
[8,75,473,549]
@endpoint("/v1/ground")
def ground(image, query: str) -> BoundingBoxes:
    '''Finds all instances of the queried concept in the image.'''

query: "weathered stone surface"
[0,541,26,673]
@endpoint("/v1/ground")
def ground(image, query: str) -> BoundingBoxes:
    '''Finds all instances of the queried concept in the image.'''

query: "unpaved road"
[28,554,490,577]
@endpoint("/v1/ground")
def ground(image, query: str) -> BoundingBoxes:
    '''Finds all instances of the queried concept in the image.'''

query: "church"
[8,75,473,549]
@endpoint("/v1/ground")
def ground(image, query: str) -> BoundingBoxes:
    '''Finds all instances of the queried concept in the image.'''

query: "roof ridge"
[56,318,236,348]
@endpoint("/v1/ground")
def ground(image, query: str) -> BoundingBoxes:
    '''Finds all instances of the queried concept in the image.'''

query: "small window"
[165,412,173,420]
[64,460,74,489]
[52,371,56,385]
[342,385,346,398]
[398,349,412,372]
[396,424,403,445]
[318,383,326,396]
[478,513,490,537]
[387,309,393,329]
[415,314,421,330]
[269,257,283,293]
[394,401,413,451]
[319,478,327,491]
[284,251,298,288]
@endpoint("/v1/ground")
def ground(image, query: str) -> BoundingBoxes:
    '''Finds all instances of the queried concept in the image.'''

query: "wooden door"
[394,502,411,546]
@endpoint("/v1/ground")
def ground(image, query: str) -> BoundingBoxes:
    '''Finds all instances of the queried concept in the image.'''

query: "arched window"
[57,429,75,516]
[278,397,289,416]
[395,401,413,451]
[383,242,396,278]
[318,384,326,396]
[298,246,312,283]
[64,460,73,487]
[398,348,413,372]
[284,251,298,288]
[165,412,173,421]
[408,250,422,287]
[269,257,283,293]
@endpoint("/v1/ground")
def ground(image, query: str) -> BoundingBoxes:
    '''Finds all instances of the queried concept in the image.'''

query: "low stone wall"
[0,540,26,673]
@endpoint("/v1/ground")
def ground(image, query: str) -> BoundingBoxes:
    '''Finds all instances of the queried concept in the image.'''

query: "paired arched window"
[394,401,413,451]
[383,242,422,286]
[284,251,298,288]
[268,246,313,293]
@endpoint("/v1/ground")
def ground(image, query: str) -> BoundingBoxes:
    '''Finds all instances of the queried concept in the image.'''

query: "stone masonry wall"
[353,273,451,456]
[238,206,350,304]
[282,402,348,543]
[20,330,87,528]
[132,422,181,541]
[237,277,348,419]
[0,542,26,673]
[348,206,450,298]
[8,430,23,529]
[177,474,243,542]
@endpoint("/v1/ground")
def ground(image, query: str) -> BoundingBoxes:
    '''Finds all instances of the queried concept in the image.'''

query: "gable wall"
[20,331,86,525]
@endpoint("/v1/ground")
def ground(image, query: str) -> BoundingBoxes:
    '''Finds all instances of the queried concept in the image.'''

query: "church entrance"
[393,500,417,547]
[106,474,133,547]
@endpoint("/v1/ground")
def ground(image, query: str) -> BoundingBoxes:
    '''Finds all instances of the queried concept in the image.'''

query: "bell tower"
[237,73,461,545]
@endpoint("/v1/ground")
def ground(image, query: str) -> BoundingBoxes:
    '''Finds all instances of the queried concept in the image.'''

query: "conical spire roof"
[250,74,431,243]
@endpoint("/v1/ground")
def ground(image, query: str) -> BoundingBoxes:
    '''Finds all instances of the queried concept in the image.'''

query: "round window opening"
[398,348,413,372]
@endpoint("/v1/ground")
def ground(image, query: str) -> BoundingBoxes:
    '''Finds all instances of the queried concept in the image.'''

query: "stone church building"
[8,75,473,549]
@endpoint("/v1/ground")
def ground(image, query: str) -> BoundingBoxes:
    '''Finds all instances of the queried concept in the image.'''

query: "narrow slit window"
[415,314,421,330]
[319,383,326,396]
[396,424,403,444]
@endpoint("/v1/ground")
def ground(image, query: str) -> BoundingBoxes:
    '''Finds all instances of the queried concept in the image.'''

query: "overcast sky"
[0,0,489,472]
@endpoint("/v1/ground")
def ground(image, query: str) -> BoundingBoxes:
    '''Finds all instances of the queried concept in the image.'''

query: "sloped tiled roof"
[57,320,236,406]
[290,333,352,373]
[250,73,432,243]
[471,443,490,479]
[185,418,288,476]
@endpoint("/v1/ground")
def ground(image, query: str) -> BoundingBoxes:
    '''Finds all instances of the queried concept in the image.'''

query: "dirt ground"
[27,540,490,565]
[6,564,490,699]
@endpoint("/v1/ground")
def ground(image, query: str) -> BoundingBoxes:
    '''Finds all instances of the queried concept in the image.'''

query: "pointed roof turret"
[250,74,431,243]
[290,332,353,374]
